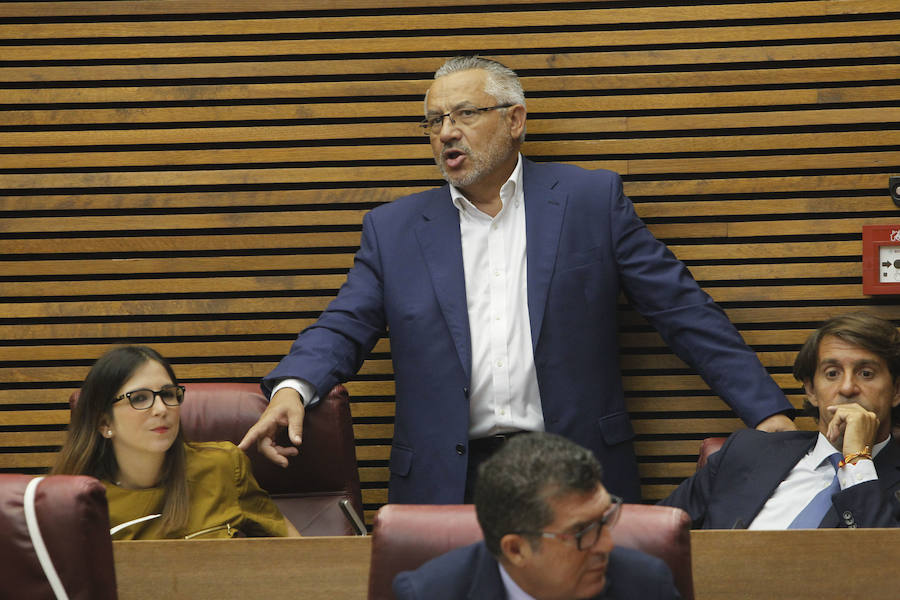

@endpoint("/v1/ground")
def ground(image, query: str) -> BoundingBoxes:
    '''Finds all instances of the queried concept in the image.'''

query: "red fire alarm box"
[862,224,900,295]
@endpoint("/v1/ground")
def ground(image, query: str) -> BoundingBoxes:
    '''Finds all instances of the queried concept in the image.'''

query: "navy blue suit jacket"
[264,159,790,503]
[392,541,681,600]
[659,429,900,529]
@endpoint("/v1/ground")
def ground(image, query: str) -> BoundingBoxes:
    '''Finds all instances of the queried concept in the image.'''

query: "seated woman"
[52,345,300,539]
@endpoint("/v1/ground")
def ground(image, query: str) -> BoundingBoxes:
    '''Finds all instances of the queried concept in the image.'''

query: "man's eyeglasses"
[419,104,513,136]
[113,385,185,410]
[519,495,623,551]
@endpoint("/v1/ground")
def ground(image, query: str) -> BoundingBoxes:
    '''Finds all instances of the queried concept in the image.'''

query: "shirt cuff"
[837,459,877,489]
[271,378,319,408]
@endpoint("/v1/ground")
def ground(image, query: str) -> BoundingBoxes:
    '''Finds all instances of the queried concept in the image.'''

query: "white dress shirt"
[275,155,545,440]
[450,155,544,438]
[749,432,886,529]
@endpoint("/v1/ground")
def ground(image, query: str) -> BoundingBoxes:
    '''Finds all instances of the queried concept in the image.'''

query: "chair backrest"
[0,474,117,600]
[367,503,693,600]
[69,382,364,536]
[696,437,727,471]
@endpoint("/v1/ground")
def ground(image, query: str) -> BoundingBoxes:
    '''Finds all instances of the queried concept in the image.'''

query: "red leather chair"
[367,503,693,600]
[70,382,365,536]
[696,437,727,470]
[0,474,117,600]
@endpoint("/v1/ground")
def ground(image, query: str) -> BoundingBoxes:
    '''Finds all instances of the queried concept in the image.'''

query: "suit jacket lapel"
[414,187,471,381]
[740,434,816,526]
[873,437,900,491]
[522,159,567,351]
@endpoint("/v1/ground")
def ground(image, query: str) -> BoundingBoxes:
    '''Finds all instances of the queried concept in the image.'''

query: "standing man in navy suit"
[660,313,900,529]
[393,433,681,600]
[241,56,794,504]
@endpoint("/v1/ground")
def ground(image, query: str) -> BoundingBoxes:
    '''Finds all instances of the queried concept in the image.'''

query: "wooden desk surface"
[691,529,899,600]
[113,536,371,600]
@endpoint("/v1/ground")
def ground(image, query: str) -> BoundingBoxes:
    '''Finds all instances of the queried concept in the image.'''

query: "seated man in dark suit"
[393,432,680,600]
[660,312,900,529]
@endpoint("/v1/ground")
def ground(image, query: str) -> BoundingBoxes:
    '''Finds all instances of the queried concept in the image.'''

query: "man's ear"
[499,533,532,567]
[892,377,900,409]
[803,378,818,408]
[506,104,526,140]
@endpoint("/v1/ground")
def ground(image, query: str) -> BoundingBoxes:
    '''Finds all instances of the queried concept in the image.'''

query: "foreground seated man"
[393,432,680,600]
[660,312,900,529]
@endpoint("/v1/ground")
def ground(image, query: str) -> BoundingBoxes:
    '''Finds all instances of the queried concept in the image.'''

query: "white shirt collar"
[450,153,523,218]
[498,561,536,600]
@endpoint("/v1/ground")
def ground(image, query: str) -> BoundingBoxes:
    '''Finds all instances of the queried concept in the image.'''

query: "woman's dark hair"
[52,345,189,533]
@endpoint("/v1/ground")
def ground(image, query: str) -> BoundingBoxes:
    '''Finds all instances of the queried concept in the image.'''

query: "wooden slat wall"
[2,0,899,523]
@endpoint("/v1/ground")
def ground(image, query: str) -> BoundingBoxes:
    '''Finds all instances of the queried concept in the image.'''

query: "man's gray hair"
[474,432,604,557]
[434,56,526,108]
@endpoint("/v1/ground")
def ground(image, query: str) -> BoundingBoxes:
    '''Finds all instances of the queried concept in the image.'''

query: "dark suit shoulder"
[524,157,618,181]
[392,541,501,600]
[606,546,681,600]
[523,158,620,193]
[724,428,815,449]
[370,185,449,216]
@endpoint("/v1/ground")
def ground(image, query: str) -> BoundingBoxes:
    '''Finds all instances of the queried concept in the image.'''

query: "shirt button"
[497,360,503,368]
[494,271,501,277]
[456,444,466,455]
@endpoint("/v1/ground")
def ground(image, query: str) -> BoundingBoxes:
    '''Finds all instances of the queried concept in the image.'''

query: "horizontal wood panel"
[6,40,900,83]
[5,64,899,105]
[0,174,887,210]
[5,19,897,57]
[1,0,894,18]
[0,262,861,298]
[6,86,899,127]
[3,153,896,191]
[5,131,898,172]
[7,107,899,152]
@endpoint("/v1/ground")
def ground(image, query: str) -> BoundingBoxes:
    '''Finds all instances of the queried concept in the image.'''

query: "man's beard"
[436,129,515,189]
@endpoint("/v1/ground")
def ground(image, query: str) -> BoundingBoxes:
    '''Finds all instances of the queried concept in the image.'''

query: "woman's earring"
[105,429,113,438]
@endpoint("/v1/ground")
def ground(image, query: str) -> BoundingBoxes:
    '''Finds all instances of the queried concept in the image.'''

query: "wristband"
[839,446,872,468]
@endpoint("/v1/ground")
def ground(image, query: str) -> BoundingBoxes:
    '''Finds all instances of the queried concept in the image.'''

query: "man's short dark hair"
[793,312,900,425]
[474,432,604,556]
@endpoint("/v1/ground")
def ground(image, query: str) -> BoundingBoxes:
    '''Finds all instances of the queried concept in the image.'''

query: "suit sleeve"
[606,174,791,426]
[831,478,900,528]
[657,434,733,529]
[262,210,387,398]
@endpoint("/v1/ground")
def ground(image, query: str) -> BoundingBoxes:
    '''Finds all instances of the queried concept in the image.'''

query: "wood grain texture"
[113,537,371,600]
[691,529,900,599]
